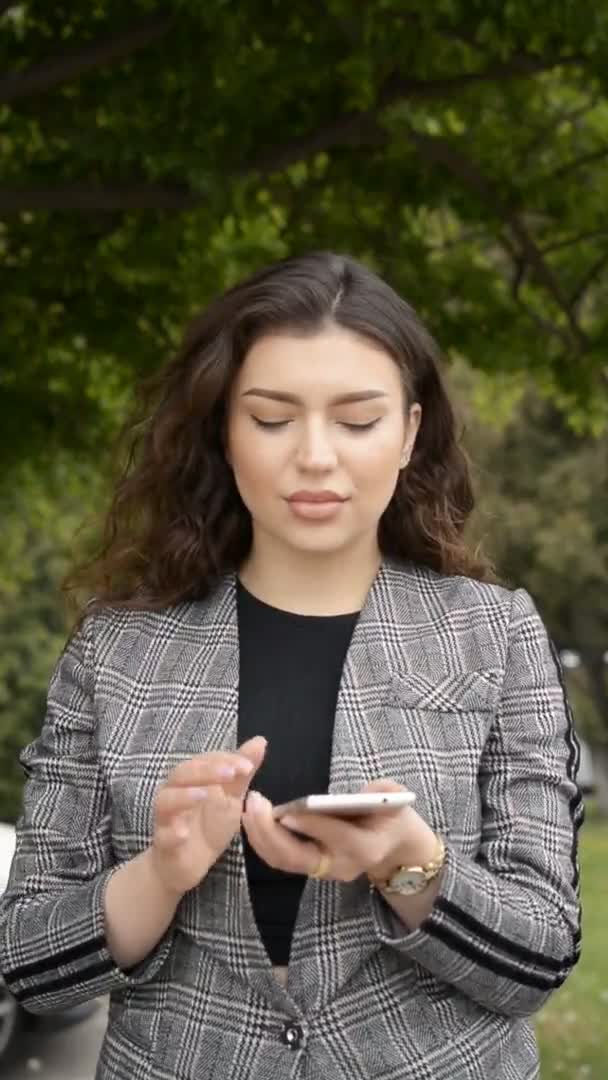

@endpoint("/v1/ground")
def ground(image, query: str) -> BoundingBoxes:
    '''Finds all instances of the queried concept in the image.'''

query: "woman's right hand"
[148,735,267,898]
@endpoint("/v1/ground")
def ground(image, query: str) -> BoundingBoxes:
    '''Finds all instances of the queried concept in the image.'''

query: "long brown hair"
[63,251,494,622]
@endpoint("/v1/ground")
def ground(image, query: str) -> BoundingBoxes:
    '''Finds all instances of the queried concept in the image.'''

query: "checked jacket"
[0,559,583,1079]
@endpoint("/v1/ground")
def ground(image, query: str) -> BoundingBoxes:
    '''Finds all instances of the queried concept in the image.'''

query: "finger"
[242,792,319,874]
[279,810,399,879]
[279,811,361,852]
[226,736,268,798]
[243,814,318,876]
[237,735,268,773]
[155,785,209,824]
[169,752,255,787]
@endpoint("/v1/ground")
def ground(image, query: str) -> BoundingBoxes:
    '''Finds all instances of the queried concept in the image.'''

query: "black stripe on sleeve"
[434,897,579,976]
[3,932,107,984]
[11,956,115,1004]
[426,921,568,991]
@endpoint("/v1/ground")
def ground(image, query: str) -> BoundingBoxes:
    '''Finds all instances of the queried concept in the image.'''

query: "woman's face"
[226,326,421,558]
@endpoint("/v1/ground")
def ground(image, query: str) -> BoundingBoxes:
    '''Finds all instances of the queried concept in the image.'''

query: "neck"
[239,535,381,616]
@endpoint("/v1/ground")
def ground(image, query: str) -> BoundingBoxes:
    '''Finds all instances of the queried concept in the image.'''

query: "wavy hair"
[64,251,494,621]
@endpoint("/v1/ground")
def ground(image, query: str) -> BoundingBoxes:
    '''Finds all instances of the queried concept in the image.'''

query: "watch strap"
[368,833,446,892]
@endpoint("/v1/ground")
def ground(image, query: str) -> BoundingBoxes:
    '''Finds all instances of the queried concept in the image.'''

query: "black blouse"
[236,580,358,965]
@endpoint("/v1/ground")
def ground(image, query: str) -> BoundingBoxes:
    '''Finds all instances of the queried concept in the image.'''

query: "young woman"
[0,252,583,1079]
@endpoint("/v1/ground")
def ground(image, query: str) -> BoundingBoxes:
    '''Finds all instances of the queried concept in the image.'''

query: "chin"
[291,539,348,555]
[281,526,356,555]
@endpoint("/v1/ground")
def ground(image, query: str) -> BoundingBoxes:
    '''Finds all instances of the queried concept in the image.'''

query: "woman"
[0,252,583,1079]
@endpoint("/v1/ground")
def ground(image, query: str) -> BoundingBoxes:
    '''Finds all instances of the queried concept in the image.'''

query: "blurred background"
[1,2,606,1077]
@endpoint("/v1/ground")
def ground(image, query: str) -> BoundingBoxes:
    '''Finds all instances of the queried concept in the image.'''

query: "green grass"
[535,816,608,1079]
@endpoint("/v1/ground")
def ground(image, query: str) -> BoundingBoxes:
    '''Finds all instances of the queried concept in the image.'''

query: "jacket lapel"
[287,561,399,1013]
[173,574,291,1007]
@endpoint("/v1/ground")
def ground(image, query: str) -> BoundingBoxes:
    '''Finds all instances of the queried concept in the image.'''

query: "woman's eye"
[251,417,380,431]
[252,417,290,429]
[341,419,380,432]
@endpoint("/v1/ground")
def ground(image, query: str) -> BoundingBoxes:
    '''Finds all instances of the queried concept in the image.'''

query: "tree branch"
[379,52,585,103]
[540,228,608,255]
[247,113,385,174]
[0,12,173,105]
[246,54,583,175]
[513,295,573,349]
[546,146,608,180]
[505,245,573,349]
[0,109,387,210]
[571,252,608,308]
[404,126,588,351]
[0,185,201,212]
[0,47,591,214]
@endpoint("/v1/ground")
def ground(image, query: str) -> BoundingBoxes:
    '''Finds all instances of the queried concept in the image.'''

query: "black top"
[236,580,359,966]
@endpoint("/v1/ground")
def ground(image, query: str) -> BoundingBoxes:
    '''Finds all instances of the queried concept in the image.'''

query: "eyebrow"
[241,388,389,405]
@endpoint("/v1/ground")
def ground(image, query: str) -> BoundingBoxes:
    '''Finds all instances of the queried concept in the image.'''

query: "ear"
[400,403,422,469]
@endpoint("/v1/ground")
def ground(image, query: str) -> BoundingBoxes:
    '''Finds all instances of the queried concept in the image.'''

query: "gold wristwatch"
[369,835,446,896]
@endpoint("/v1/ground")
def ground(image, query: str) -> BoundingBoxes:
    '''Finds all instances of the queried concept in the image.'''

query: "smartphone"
[273,791,416,821]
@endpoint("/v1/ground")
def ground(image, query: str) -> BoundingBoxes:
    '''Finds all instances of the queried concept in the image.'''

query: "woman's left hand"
[241,779,437,882]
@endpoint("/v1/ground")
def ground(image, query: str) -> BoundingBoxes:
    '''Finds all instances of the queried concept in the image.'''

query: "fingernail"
[281,815,296,829]
[247,790,262,814]
[188,787,208,800]
[218,765,236,780]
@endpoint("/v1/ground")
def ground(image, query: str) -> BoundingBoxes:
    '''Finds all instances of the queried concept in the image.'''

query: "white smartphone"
[273,791,416,821]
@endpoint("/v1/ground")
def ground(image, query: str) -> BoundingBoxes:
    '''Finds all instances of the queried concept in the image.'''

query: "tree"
[2,1,608,473]
[0,459,109,820]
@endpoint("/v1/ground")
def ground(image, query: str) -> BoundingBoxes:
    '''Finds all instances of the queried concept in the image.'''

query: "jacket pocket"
[390,669,501,714]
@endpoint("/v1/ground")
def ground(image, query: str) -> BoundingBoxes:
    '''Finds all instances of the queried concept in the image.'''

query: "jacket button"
[280,1022,303,1050]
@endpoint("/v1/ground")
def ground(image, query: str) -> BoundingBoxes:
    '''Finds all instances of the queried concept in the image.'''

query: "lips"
[288,491,346,503]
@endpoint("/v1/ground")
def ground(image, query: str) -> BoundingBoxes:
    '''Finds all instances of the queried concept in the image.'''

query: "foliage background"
[3,0,608,473]
[1,3,607,1075]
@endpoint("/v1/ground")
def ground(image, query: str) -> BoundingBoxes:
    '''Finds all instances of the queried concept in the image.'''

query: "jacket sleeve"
[0,614,174,1014]
[370,587,584,1018]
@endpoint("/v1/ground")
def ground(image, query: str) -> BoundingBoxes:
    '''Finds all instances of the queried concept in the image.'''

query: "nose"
[295,417,338,472]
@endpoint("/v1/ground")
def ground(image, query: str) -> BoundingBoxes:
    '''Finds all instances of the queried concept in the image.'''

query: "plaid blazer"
[0,560,583,1080]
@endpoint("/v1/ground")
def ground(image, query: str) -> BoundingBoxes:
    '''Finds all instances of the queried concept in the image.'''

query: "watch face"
[387,869,427,895]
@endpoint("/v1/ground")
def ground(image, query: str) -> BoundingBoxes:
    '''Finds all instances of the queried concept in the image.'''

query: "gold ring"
[309,851,332,880]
